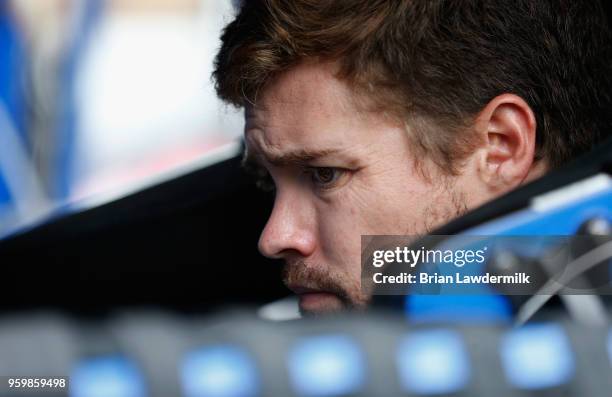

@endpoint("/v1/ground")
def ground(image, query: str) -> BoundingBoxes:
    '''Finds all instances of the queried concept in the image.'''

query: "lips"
[288,286,345,314]
[286,284,334,296]
[282,262,349,312]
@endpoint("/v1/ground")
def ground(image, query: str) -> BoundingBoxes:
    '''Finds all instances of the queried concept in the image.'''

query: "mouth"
[286,284,345,313]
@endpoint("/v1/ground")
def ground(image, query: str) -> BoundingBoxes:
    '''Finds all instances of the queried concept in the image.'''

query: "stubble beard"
[282,182,468,315]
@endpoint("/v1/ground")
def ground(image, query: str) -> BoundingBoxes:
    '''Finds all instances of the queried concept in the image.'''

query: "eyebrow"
[242,147,339,168]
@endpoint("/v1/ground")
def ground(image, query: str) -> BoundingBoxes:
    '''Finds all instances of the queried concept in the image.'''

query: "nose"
[258,190,316,259]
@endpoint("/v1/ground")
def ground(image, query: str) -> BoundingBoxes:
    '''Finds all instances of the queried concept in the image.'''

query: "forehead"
[258,61,352,114]
[245,62,366,152]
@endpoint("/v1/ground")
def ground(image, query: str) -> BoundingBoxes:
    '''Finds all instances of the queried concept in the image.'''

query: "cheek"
[349,177,429,235]
[309,168,437,271]
[314,201,363,273]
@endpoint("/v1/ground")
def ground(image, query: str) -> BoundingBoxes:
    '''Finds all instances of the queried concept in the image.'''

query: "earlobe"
[476,94,537,194]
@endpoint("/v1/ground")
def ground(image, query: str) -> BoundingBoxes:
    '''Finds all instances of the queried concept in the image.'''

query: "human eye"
[305,167,347,190]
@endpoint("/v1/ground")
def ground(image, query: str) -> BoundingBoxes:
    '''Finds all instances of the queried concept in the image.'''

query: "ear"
[473,94,538,194]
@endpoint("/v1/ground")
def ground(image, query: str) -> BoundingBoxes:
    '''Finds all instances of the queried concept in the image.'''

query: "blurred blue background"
[0,0,242,238]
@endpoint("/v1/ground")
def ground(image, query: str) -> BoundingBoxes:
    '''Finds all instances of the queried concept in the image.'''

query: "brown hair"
[214,0,612,171]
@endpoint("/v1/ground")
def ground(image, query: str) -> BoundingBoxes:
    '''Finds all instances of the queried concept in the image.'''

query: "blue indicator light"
[396,329,470,394]
[500,323,574,389]
[70,356,147,397]
[181,345,260,397]
[287,334,366,396]
[406,295,512,324]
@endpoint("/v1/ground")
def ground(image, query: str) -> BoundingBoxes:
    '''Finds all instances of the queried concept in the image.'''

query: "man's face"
[244,62,478,315]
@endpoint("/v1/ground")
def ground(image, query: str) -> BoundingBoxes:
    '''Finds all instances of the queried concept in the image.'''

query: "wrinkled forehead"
[248,62,356,122]
[243,62,368,156]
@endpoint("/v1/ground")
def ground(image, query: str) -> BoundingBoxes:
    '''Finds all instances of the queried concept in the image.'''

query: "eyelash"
[304,167,343,189]
[249,166,346,193]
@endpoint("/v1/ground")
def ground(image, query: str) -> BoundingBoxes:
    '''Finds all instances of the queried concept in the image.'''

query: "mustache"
[281,260,350,302]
